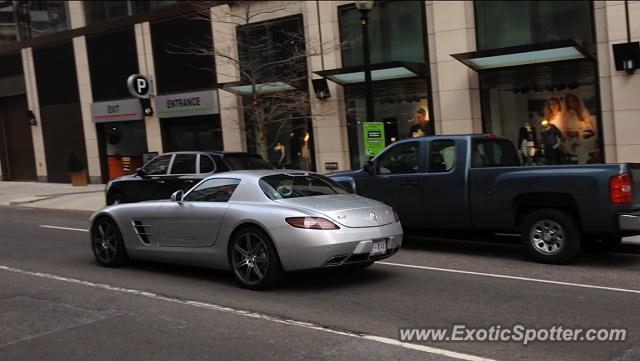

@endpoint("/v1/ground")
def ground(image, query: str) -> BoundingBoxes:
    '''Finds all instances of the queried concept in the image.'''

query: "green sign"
[363,122,386,157]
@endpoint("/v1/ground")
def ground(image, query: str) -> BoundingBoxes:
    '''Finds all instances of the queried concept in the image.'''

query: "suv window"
[144,154,172,175]
[183,178,241,202]
[224,155,273,170]
[377,142,419,175]
[199,155,215,173]
[472,139,520,168]
[170,154,196,174]
[429,140,455,172]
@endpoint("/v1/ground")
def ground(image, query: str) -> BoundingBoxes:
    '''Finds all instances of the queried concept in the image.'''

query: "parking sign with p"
[127,74,151,98]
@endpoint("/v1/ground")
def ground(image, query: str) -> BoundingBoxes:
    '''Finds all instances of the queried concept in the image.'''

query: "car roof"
[204,169,320,181]
[155,151,262,157]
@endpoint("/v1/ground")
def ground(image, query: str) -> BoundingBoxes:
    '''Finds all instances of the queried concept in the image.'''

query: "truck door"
[355,141,426,229]
[415,139,471,230]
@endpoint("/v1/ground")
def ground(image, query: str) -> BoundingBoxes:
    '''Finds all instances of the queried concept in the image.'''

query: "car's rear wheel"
[91,217,129,267]
[521,209,581,264]
[229,227,284,290]
[583,235,622,253]
[107,191,126,206]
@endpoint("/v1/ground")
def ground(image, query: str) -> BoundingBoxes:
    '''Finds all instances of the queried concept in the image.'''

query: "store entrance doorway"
[0,95,37,181]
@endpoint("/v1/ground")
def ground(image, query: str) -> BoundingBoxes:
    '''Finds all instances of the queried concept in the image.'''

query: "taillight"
[285,217,340,230]
[610,173,632,204]
[393,209,400,222]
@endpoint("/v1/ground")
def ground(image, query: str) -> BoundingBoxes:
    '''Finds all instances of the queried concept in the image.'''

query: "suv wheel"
[521,209,581,264]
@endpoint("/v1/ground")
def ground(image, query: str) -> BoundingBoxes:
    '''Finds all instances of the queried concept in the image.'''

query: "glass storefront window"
[480,61,602,165]
[0,2,19,46]
[338,0,425,67]
[346,78,431,169]
[84,1,129,24]
[17,1,69,40]
[475,1,593,50]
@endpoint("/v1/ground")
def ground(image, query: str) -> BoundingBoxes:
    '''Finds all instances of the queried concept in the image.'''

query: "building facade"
[0,1,638,183]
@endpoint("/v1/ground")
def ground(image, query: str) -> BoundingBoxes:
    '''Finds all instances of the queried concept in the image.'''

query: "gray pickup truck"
[328,134,640,264]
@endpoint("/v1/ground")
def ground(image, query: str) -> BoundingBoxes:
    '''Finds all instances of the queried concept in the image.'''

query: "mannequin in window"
[564,94,598,164]
[541,119,563,165]
[409,108,431,137]
[518,121,537,165]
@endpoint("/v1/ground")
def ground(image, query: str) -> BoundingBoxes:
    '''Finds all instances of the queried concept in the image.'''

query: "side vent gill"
[132,220,152,244]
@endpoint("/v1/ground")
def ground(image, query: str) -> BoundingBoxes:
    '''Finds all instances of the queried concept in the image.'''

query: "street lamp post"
[355,1,375,124]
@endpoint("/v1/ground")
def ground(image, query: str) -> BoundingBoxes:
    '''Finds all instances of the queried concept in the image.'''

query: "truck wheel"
[521,209,581,264]
[583,235,622,253]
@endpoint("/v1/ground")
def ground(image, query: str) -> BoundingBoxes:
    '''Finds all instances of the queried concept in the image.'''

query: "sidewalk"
[0,181,105,211]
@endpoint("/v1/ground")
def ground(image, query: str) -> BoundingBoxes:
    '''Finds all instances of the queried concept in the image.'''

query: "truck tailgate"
[629,164,640,207]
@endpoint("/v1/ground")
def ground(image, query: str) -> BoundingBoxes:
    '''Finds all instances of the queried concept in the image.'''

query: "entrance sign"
[127,74,152,98]
[156,90,220,118]
[363,122,386,157]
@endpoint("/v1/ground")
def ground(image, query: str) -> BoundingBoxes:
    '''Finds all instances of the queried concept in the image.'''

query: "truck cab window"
[472,139,520,168]
[429,140,456,172]
[376,142,419,175]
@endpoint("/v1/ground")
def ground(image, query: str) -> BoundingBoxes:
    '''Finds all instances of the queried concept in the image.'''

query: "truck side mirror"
[363,160,375,175]
[171,190,184,203]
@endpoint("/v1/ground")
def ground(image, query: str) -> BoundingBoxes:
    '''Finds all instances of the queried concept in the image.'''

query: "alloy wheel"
[232,233,269,285]
[93,221,119,263]
[530,219,565,255]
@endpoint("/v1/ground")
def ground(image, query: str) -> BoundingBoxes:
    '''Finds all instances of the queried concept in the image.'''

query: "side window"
[376,142,419,175]
[199,155,215,174]
[144,154,172,175]
[472,140,520,168]
[428,140,456,172]
[183,178,241,202]
[170,154,196,174]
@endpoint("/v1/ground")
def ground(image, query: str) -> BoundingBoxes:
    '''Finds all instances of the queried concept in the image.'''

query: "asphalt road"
[1,206,639,361]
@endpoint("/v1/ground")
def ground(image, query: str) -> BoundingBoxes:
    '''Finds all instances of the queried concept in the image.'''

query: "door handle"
[185,180,195,184]
[400,181,417,188]
[155,180,166,184]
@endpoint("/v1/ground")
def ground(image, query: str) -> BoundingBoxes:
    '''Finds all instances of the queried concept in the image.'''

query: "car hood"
[274,194,394,228]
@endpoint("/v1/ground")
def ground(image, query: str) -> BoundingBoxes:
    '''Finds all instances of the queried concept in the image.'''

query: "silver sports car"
[90,170,403,289]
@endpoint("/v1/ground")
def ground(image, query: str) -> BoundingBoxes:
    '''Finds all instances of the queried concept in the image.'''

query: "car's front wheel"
[229,227,284,290]
[91,217,129,267]
[521,209,581,264]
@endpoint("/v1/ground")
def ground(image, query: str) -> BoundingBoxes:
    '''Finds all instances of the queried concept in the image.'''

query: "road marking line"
[0,265,493,361]
[40,225,89,232]
[378,262,640,295]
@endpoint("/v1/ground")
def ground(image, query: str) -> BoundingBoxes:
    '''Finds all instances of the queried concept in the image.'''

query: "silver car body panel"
[90,170,403,271]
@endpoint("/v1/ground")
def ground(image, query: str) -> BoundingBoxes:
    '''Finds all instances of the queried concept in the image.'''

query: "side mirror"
[363,160,375,175]
[171,190,184,202]
[136,168,146,178]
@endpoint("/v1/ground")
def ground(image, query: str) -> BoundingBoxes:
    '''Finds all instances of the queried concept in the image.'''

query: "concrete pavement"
[0,181,105,211]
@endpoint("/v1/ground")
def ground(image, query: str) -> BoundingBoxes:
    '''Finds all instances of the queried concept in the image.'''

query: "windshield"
[224,155,274,170]
[260,173,349,200]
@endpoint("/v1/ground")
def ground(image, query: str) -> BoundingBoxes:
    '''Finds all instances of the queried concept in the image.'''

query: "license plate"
[370,240,387,256]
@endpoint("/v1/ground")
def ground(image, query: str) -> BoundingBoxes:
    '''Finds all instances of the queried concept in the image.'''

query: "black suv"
[105,151,273,205]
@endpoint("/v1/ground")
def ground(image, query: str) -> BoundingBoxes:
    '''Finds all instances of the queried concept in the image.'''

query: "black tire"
[583,235,622,253]
[107,191,127,206]
[521,209,581,264]
[229,226,284,290]
[91,217,129,267]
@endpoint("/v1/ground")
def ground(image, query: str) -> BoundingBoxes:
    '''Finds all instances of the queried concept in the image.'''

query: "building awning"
[314,61,427,86]
[451,40,593,72]
[220,81,305,96]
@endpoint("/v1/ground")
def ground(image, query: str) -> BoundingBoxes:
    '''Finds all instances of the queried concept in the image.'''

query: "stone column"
[72,36,102,183]
[21,48,47,182]
[135,22,163,153]
[67,0,86,29]
[211,5,245,152]
[303,0,350,171]
[600,1,640,163]
[427,0,481,135]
